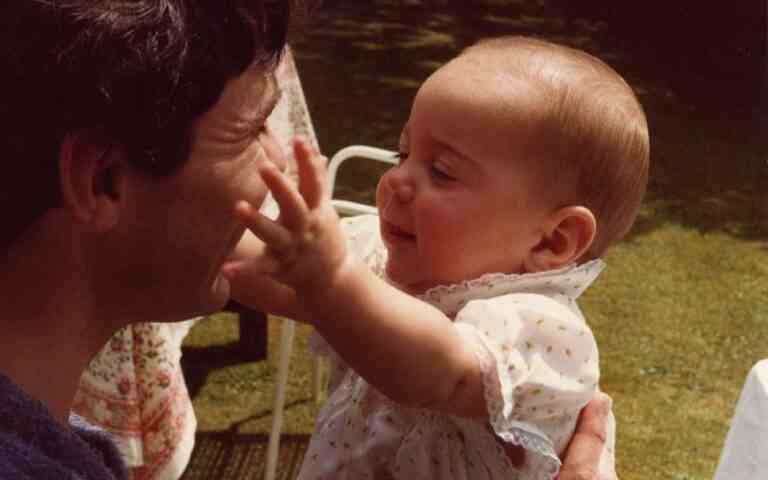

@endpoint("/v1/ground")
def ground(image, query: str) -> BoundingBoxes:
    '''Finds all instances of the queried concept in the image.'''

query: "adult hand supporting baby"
[557,392,612,480]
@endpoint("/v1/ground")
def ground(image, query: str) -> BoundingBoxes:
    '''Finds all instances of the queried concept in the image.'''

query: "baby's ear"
[524,206,596,273]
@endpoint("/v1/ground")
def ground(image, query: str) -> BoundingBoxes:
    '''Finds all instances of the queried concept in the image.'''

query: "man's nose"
[262,124,288,172]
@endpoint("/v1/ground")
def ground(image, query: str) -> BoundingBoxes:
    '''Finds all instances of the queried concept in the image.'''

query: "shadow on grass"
[181,432,310,480]
[293,0,767,243]
[229,398,314,428]
[182,343,270,399]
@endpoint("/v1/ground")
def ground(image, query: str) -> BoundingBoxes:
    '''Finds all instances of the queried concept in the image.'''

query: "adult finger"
[259,161,309,230]
[293,138,327,210]
[557,393,611,480]
[234,201,294,253]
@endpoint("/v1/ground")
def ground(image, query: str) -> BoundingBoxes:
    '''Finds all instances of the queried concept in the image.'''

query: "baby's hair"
[461,36,650,259]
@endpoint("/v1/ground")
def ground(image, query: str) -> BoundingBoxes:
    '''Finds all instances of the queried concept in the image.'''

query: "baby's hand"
[226,138,347,318]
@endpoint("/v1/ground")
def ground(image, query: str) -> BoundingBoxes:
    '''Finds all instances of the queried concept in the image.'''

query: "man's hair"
[463,36,650,258]
[0,0,314,248]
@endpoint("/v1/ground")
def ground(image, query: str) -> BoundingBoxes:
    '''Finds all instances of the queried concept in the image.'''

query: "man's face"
[109,63,284,320]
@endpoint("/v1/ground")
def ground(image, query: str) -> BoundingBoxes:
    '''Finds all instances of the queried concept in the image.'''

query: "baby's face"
[375,58,557,294]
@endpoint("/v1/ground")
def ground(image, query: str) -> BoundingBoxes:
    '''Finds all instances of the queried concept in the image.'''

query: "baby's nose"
[386,169,414,203]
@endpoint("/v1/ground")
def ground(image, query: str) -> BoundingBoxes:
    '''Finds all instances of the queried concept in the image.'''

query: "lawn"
[183,2,768,479]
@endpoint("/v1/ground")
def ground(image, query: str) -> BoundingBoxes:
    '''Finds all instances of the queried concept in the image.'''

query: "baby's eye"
[429,164,456,182]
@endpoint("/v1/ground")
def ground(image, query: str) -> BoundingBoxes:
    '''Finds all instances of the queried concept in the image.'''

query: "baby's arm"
[224,138,486,419]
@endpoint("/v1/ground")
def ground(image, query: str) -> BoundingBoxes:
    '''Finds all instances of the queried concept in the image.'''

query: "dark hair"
[0,0,313,247]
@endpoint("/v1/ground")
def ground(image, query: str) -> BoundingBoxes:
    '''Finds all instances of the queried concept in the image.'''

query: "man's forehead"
[223,66,281,120]
[193,64,282,139]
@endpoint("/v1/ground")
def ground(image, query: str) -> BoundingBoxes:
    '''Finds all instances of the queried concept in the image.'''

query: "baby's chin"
[384,261,414,289]
[384,262,438,295]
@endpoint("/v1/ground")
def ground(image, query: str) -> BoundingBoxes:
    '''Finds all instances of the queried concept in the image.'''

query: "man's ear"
[524,206,597,273]
[58,129,123,232]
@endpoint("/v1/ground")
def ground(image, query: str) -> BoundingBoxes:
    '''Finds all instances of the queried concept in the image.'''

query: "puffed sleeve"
[453,293,600,477]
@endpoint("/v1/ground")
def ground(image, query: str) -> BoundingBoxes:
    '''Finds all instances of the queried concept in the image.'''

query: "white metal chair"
[263,145,397,480]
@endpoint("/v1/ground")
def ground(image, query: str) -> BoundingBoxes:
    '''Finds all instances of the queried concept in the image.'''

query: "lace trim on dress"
[457,318,561,480]
[496,423,561,480]
[416,260,606,318]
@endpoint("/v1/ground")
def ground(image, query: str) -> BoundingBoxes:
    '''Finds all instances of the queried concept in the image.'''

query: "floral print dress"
[298,215,616,480]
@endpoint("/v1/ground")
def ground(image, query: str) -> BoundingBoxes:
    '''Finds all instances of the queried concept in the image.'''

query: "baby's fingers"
[234,201,294,254]
[259,162,309,230]
[294,138,327,210]
[222,262,302,319]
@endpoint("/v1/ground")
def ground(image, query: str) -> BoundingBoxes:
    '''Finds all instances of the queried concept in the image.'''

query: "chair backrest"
[327,145,397,216]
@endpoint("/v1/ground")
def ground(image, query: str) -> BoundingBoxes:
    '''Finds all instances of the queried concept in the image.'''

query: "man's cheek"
[235,171,269,206]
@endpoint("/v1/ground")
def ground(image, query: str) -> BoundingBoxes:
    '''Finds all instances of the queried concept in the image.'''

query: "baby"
[226,36,649,480]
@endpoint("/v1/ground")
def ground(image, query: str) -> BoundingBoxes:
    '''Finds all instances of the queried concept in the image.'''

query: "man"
[0,1,608,478]
[0,1,302,477]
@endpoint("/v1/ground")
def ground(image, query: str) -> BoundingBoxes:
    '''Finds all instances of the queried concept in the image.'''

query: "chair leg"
[311,355,324,403]
[238,308,268,361]
[264,318,295,480]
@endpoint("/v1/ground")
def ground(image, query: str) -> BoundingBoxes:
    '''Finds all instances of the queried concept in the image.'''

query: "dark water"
[292,0,768,241]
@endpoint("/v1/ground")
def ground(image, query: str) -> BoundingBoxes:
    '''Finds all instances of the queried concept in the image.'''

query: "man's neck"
[0,225,117,425]
[0,329,98,425]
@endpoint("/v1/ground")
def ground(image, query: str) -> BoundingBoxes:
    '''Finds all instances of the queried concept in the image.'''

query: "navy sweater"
[0,374,128,479]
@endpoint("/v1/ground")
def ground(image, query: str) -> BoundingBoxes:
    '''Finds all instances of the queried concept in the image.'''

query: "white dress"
[298,215,616,480]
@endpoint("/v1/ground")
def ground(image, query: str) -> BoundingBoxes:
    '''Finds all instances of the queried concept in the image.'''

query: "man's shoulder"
[0,426,127,480]
[70,416,129,480]
[0,377,127,480]
[0,430,68,479]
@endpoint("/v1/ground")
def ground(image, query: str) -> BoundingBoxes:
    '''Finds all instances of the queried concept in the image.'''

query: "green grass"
[183,314,322,435]
[587,229,767,478]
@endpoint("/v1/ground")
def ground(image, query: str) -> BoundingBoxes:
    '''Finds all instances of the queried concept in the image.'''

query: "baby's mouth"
[383,221,416,242]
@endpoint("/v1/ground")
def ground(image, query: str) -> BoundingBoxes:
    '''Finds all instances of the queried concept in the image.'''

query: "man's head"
[1,0,313,321]
[0,0,307,246]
